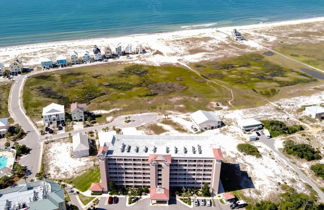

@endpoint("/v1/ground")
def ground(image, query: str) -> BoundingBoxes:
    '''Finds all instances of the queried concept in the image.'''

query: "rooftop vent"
[121,143,126,152]
[198,145,202,154]
[127,145,131,153]
[184,147,187,154]
[144,146,148,153]
[135,146,139,153]
[174,147,178,154]
[166,146,170,153]
[153,146,157,153]
[192,146,196,154]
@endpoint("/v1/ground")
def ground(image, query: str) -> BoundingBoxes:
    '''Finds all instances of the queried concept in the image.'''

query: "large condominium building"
[93,133,223,205]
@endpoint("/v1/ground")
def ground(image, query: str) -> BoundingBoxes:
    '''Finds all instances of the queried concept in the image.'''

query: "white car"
[194,199,199,207]
[206,199,212,207]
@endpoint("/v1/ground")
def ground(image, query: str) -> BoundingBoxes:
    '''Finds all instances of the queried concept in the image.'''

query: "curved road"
[8,75,42,179]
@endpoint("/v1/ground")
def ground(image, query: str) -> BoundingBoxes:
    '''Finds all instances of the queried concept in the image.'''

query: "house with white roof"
[40,58,53,69]
[72,133,89,157]
[190,110,222,131]
[42,103,65,125]
[237,118,263,132]
[0,118,9,136]
[56,55,67,67]
[304,105,324,120]
[9,58,23,74]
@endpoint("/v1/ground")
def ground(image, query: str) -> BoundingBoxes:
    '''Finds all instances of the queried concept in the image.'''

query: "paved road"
[42,113,162,142]
[96,197,231,210]
[8,75,41,179]
[258,138,324,202]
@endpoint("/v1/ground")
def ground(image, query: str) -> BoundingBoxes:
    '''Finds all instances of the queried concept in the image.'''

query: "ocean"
[1,0,324,47]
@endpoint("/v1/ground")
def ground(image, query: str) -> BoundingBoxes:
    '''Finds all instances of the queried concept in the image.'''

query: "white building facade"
[190,110,222,131]
[42,103,65,125]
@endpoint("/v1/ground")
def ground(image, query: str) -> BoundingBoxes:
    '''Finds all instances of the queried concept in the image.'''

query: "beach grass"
[78,194,94,205]
[0,82,12,118]
[67,167,100,192]
[276,42,324,70]
[23,63,230,121]
[192,53,316,98]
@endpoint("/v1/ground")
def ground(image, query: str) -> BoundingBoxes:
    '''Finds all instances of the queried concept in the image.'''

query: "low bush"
[262,120,304,137]
[237,144,261,158]
[284,140,321,161]
[310,164,324,179]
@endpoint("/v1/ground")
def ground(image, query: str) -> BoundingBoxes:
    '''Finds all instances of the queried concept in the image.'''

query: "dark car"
[113,196,119,204]
[108,196,113,204]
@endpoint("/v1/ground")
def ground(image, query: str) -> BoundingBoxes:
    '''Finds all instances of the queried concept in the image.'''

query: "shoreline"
[1,16,324,66]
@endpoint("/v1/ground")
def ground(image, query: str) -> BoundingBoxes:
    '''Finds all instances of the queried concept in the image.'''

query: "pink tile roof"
[148,154,172,163]
[150,188,169,200]
[89,183,103,192]
[70,102,87,112]
[213,148,223,160]
[97,146,109,156]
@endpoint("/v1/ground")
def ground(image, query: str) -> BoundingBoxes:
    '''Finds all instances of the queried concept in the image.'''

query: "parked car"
[108,196,113,204]
[256,131,261,136]
[206,199,212,207]
[194,199,199,207]
[113,196,119,204]
[199,199,206,206]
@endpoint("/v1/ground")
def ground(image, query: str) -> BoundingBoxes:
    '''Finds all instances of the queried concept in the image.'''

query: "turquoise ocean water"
[1,0,324,47]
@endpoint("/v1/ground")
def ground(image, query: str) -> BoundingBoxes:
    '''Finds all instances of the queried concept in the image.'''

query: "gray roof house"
[71,102,87,121]
[190,110,222,131]
[72,132,89,158]
[0,180,65,210]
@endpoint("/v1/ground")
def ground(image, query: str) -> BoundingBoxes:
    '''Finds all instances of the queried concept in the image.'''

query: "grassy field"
[0,82,12,118]
[192,53,316,98]
[24,63,230,121]
[23,52,320,121]
[66,167,100,192]
[276,42,324,70]
[78,194,94,205]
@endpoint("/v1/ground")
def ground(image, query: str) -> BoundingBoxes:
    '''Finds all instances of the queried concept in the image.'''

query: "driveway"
[96,197,231,210]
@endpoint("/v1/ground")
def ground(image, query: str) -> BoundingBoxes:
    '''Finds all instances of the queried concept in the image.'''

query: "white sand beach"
[1,16,324,67]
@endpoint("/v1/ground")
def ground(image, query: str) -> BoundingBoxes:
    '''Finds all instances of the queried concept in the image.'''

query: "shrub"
[310,164,324,179]
[237,144,261,158]
[201,183,211,197]
[262,120,304,137]
[14,143,31,157]
[284,140,321,161]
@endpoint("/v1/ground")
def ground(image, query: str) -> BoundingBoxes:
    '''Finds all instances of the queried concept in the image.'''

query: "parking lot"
[96,196,233,210]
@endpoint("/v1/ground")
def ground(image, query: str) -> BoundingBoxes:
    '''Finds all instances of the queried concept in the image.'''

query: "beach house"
[82,51,91,63]
[56,55,67,67]
[71,102,87,121]
[93,45,102,61]
[115,45,122,56]
[124,44,133,54]
[0,180,65,210]
[0,118,9,137]
[237,118,263,132]
[104,46,113,58]
[42,103,65,125]
[304,105,324,120]
[0,63,4,76]
[9,58,23,75]
[72,133,89,157]
[40,58,53,69]
[190,110,222,131]
[70,51,79,65]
